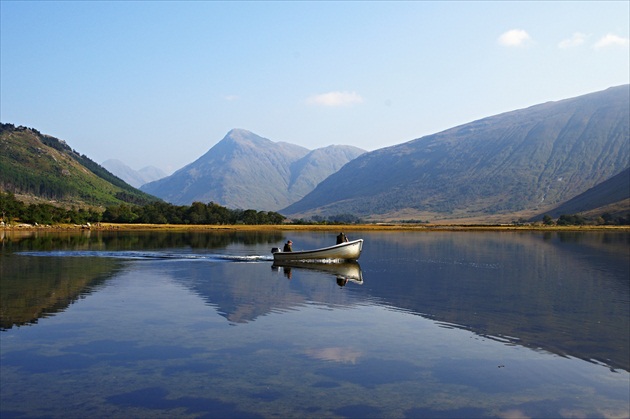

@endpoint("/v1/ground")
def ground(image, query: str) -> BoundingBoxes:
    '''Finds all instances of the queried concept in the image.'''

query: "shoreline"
[2,222,629,232]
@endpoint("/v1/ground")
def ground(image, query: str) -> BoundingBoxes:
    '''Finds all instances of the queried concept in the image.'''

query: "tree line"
[0,192,101,225]
[0,192,286,225]
[102,201,286,225]
[541,213,630,226]
[2,191,627,227]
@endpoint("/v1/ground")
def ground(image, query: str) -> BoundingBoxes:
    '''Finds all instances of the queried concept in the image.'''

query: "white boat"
[271,239,363,262]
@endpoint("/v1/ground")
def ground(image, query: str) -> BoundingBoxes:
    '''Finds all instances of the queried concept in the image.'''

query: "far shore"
[2,222,629,233]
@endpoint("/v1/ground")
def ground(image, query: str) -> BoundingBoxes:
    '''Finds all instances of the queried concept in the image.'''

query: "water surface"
[1,230,628,418]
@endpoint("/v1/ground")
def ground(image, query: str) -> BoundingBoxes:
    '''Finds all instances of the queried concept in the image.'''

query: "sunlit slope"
[283,85,630,221]
[0,123,158,207]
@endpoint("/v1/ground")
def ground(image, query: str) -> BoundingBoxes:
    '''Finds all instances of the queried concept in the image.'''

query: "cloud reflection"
[304,347,363,364]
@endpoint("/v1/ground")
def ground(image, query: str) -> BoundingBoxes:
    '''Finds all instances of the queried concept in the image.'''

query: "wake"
[18,250,274,262]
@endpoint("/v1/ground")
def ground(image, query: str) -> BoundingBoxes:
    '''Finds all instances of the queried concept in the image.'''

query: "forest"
[0,192,285,225]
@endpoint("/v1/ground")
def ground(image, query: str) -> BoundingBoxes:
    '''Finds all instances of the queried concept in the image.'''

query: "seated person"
[336,232,349,244]
[283,240,293,252]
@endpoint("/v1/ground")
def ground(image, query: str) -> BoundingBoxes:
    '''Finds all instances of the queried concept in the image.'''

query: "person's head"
[287,240,292,244]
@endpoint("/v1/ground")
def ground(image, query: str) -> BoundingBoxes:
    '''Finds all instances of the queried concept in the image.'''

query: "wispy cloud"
[594,33,630,49]
[558,32,588,49]
[306,91,364,107]
[224,95,240,101]
[498,29,532,47]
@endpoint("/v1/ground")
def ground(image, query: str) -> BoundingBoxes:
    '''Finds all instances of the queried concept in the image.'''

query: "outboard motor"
[271,247,281,254]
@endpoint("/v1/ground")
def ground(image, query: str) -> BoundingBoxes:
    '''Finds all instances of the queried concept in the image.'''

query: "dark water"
[1,229,628,418]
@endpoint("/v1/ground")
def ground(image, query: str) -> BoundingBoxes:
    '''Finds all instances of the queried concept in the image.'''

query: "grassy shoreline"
[2,222,629,232]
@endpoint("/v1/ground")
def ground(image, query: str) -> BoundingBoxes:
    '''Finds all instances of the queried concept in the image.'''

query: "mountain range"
[283,85,630,222]
[101,159,167,188]
[2,85,628,222]
[140,129,366,211]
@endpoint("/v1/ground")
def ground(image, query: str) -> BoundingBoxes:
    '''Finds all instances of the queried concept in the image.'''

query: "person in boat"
[336,232,349,244]
[283,240,293,252]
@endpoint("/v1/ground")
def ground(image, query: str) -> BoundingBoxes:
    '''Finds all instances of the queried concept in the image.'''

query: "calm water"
[1,229,628,418]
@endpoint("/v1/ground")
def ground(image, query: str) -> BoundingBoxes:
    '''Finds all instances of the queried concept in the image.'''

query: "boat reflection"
[272,261,363,285]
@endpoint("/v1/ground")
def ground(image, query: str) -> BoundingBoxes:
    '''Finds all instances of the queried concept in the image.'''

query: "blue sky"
[1,1,628,173]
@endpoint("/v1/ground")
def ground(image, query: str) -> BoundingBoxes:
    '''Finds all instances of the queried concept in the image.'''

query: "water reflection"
[358,231,630,372]
[0,230,284,330]
[0,255,117,330]
[272,261,363,285]
[1,229,628,418]
[0,229,285,252]
[2,230,628,373]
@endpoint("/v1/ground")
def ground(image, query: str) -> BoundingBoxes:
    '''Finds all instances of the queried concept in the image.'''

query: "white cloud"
[558,32,588,49]
[498,29,532,47]
[224,95,240,101]
[306,91,364,107]
[594,33,630,49]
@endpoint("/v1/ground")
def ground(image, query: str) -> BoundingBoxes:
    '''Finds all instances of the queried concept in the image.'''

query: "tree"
[557,214,586,226]
[187,202,208,224]
[542,214,554,225]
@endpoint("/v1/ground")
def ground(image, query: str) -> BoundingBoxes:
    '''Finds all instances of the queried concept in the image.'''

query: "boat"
[271,239,363,262]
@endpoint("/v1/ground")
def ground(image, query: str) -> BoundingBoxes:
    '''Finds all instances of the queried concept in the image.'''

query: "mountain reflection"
[178,261,364,324]
[0,255,116,330]
[359,231,630,372]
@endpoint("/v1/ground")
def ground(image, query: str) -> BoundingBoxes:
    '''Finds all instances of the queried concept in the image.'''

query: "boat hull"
[272,239,363,262]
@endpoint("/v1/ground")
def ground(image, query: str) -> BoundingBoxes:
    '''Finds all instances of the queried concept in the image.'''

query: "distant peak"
[225,128,259,141]
[221,129,274,147]
[227,128,253,136]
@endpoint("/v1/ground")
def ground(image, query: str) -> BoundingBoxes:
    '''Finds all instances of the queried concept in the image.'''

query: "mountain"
[282,85,630,222]
[102,159,167,188]
[0,123,158,207]
[533,167,630,220]
[141,129,365,211]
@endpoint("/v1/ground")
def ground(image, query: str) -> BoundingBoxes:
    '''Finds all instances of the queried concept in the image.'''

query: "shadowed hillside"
[533,168,630,220]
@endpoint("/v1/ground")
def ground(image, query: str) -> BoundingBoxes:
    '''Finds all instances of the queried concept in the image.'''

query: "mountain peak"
[226,127,253,137]
[224,128,264,143]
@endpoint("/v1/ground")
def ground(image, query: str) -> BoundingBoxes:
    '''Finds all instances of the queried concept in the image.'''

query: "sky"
[1,1,628,174]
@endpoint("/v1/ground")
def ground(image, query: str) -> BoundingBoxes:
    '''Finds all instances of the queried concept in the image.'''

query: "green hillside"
[0,123,158,208]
